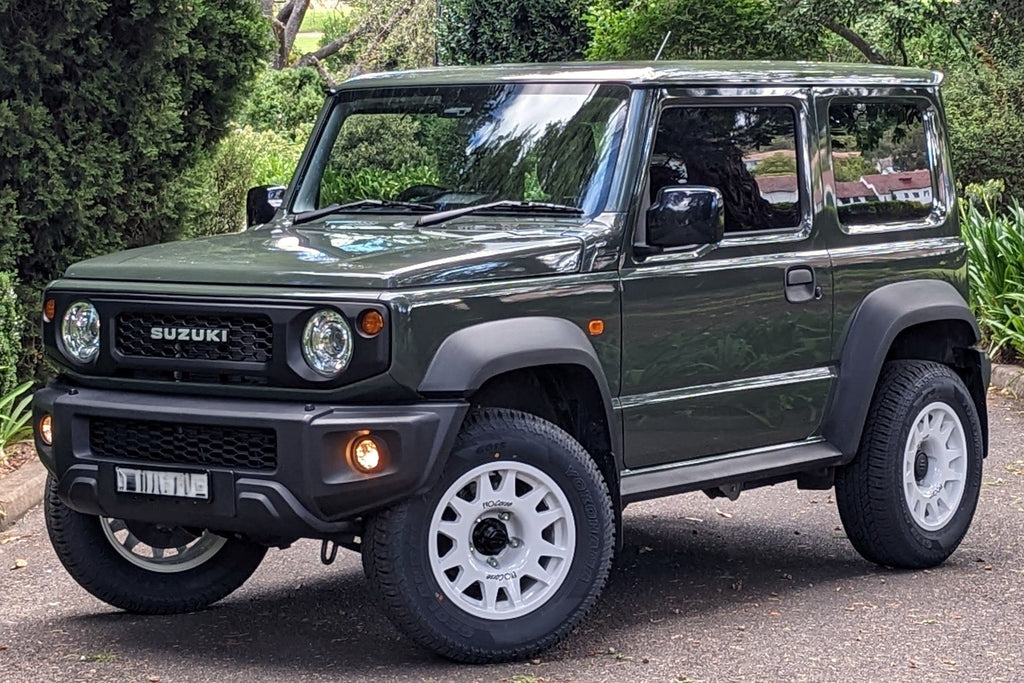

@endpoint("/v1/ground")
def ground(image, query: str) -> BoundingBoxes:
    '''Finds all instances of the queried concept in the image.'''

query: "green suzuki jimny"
[35,61,989,662]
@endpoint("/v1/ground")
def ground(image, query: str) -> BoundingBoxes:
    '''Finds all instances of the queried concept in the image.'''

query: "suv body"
[35,62,989,662]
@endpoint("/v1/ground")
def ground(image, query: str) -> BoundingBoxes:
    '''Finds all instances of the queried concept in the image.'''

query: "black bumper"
[34,383,468,541]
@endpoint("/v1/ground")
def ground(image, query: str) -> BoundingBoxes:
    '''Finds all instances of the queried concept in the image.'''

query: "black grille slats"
[90,418,277,471]
[116,312,273,362]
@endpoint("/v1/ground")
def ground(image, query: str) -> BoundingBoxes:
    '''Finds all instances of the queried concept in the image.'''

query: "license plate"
[115,467,209,500]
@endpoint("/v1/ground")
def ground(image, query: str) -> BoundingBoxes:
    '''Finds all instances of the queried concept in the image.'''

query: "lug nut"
[487,557,499,568]
[499,512,510,521]
[510,539,521,548]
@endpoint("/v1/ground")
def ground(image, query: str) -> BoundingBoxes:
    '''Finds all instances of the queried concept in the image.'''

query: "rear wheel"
[362,408,615,663]
[45,476,266,613]
[835,360,984,568]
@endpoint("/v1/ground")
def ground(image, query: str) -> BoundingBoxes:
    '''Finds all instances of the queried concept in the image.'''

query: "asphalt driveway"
[2,394,1023,682]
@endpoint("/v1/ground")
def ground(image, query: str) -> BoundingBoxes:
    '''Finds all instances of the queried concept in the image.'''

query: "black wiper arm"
[291,199,435,225]
[414,200,584,228]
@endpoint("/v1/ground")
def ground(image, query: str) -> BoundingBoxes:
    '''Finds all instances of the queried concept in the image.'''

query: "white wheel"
[362,408,615,663]
[427,461,576,620]
[100,518,228,573]
[901,402,968,531]
[835,360,983,568]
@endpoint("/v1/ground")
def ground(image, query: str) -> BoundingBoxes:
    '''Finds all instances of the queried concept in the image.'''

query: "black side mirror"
[246,185,286,227]
[643,185,725,253]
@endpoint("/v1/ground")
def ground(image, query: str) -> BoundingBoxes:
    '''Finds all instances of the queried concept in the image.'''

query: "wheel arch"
[822,280,990,459]
[418,317,623,528]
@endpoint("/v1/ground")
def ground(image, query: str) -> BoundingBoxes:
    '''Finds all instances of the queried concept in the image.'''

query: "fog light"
[350,435,383,473]
[39,414,53,446]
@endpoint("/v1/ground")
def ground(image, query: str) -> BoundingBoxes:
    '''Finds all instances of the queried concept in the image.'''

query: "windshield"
[292,83,630,219]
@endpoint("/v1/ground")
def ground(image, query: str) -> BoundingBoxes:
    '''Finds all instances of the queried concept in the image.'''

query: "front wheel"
[835,360,984,569]
[45,476,266,614]
[362,408,615,663]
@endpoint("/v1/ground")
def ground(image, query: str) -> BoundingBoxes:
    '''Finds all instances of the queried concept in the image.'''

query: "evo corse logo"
[149,327,230,343]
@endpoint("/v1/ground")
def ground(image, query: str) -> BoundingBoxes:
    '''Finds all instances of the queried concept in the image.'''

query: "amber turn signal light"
[349,434,385,473]
[358,309,385,337]
[588,319,605,336]
[43,298,55,323]
[39,414,53,446]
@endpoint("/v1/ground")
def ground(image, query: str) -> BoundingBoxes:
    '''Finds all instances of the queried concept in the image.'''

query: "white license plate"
[115,467,209,500]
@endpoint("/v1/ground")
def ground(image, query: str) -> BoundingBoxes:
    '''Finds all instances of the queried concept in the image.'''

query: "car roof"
[340,61,942,90]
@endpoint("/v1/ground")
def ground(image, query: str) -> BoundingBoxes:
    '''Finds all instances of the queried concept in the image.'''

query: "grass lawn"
[293,32,323,56]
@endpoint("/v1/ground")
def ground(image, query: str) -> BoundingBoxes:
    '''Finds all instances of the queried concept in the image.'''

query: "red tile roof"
[755,175,799,193]
[862,169,931,194]
[836,181,875,199]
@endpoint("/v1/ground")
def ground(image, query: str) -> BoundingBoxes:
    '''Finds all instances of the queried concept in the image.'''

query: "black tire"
[362,408,615,663]
[44,476,267,614]
[835,360,984,569]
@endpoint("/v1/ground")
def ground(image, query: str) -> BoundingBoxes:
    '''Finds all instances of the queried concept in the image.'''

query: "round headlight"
[61,300,100,363]
[302,309,353,376]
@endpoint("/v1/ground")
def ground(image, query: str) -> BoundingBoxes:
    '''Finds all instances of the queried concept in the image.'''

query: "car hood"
[64,218,588,289]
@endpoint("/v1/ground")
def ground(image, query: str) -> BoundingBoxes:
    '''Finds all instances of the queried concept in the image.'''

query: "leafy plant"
[961,198,1024,361]
[0,380,33,452]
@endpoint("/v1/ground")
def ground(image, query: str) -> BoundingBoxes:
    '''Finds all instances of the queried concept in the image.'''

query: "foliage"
[586,0,822,61]
[332,115,431,172]
[173,127,308,239]
[753,154,797,177]
[0,381,33,451]
[944,67,1024,201]
[439,0,591,64]
[0,272,22,397]
[321,166,441,205]
[0,0,268,380]
[237,67,326,136]
[960,198,1024,361]
[834,155,878,183]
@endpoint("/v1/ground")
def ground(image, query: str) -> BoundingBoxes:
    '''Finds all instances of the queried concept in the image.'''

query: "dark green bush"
[237,67,326,135]
[176,127,308,239]
[585,0,821,61]
[0,272,23,397]
[438,0,591,64]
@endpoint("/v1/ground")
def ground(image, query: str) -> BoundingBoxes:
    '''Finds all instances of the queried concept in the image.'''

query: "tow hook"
[320,539,339,565]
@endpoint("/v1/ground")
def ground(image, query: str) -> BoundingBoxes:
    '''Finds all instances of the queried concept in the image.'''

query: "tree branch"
[352,0,418,75]
[293,12,378,67]
[822,19,891,64]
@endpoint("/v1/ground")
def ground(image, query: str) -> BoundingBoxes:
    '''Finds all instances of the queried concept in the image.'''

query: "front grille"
[115,312,273,362]
[90,418,277,471]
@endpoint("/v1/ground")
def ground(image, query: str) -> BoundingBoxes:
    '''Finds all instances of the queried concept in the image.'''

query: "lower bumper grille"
[89,418,277,471]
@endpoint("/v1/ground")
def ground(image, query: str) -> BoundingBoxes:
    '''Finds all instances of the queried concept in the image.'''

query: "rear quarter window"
[828,101,935,227]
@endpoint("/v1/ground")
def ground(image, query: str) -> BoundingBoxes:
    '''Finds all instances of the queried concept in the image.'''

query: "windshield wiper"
[415,200,584,228]
[291,199,435,225]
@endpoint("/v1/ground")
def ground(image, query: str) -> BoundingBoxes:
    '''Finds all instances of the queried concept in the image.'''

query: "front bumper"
[34,382,468,541]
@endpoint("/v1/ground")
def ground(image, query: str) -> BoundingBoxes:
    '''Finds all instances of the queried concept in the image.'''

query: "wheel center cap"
[914,451,929,482]
[472,518,510,556]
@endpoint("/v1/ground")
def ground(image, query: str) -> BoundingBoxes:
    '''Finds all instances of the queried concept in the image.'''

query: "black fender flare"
[822,279,984,459]
[418,316,623,470]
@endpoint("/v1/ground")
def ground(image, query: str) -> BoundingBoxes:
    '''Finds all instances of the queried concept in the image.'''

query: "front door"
[619,89,834,470]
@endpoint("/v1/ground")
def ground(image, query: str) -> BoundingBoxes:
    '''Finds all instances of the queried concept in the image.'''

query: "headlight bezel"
[301,308,355,377]
[60,300,101,364]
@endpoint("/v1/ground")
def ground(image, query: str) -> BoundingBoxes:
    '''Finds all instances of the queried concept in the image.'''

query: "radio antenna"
[654,31,672,61]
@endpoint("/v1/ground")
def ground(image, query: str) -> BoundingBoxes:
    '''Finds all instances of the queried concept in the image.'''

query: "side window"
[650,105,802,232]
[828,101,934,226]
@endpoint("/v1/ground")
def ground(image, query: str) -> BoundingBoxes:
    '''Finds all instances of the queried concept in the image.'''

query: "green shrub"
[961,198,1024,361]
[0,272,22,397]
[322,166,441,205]
[0,381,33,452]
[585,0,821,61]
[944,67,1024,202]
[237,67,326,135]
[174,126,309,239]
[439,0,590,64]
